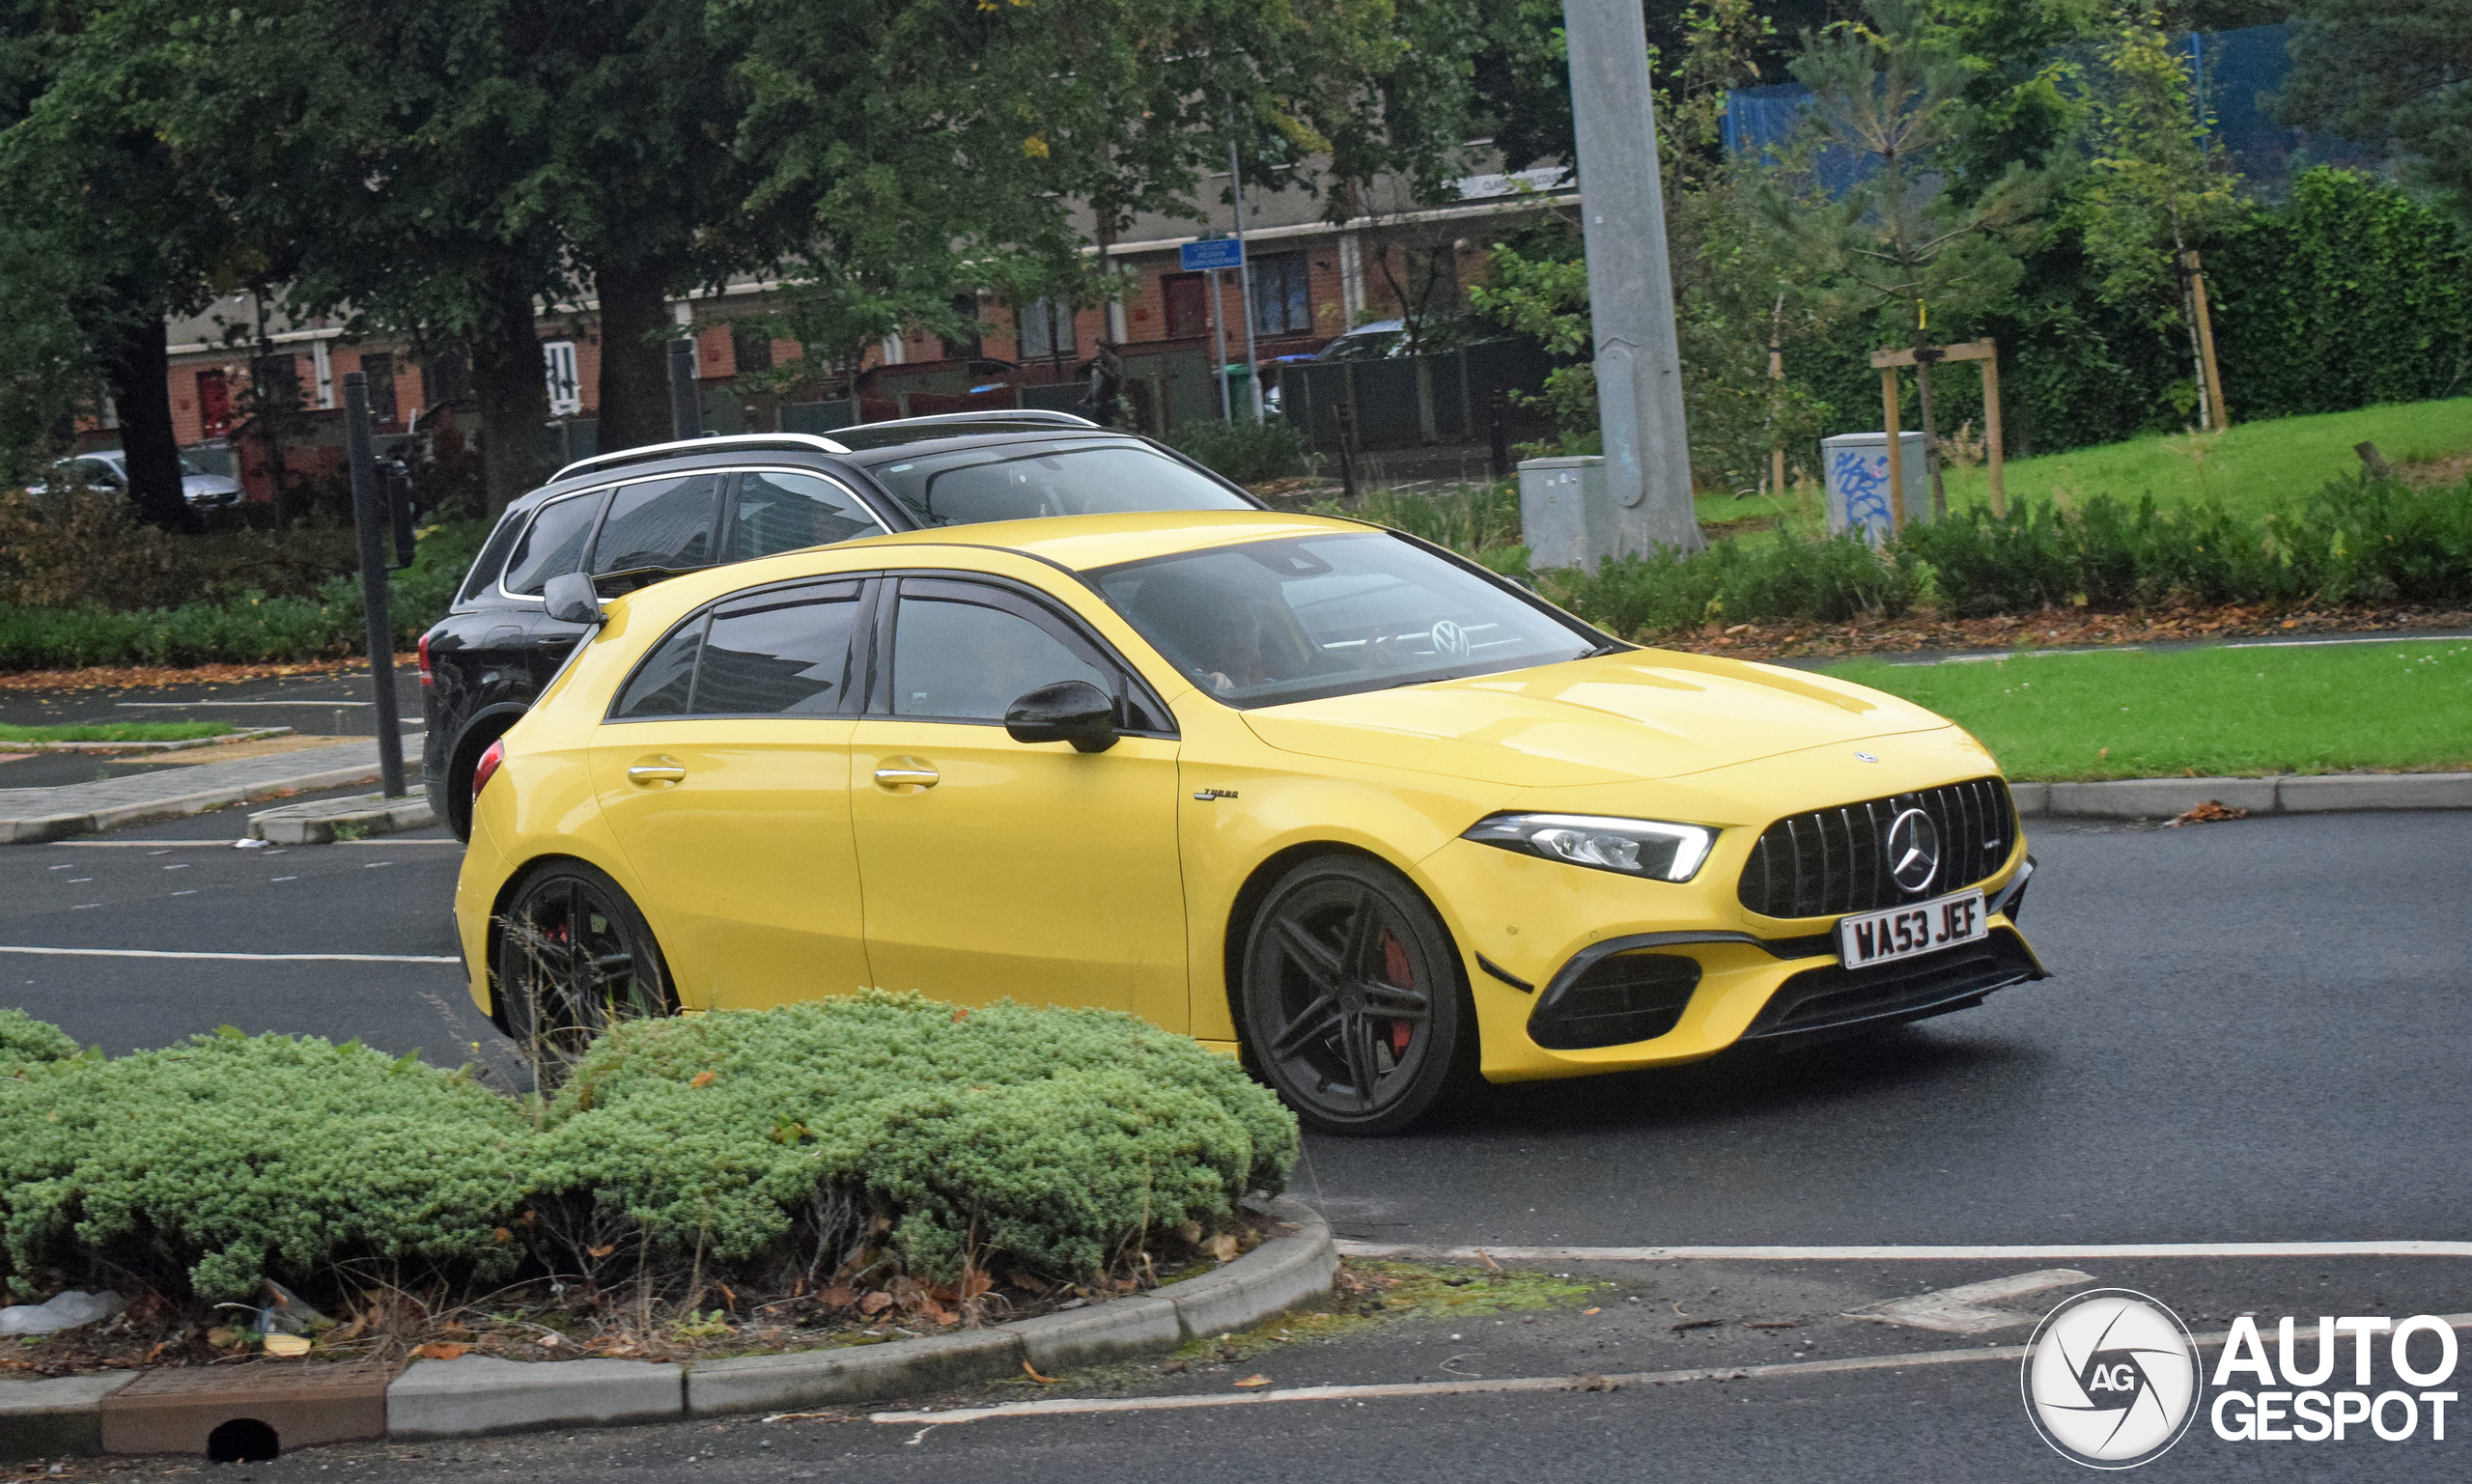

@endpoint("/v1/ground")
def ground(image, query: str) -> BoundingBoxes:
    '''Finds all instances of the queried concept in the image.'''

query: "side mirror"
[544,571,604,627]
[1005,679,1118,753]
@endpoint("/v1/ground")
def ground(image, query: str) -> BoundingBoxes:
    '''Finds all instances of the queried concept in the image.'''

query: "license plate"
[1837,889,1985,968]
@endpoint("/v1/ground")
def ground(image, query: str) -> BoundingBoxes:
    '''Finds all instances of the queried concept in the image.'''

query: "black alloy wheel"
[497,860,673,1082]
[1240,855,1473,1135]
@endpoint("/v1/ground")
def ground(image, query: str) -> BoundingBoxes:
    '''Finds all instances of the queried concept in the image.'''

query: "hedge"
[0,994,1297,1304]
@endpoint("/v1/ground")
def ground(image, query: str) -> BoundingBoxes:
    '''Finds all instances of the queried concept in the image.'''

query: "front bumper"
[1422,833,2045,1084]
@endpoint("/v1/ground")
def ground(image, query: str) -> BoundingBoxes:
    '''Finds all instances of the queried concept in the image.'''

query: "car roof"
[828,509,1375,574]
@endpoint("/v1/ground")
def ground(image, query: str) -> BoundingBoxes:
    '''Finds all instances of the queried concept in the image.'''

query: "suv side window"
[591,474,722,575]
[692,581,865,715]
[460,510,530,604]
[887,578,1114,723]
[727,471,883,560]
[504,490,611,597]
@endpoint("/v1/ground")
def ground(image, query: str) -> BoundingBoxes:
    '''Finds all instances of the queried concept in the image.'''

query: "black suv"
[419,410,1264,838]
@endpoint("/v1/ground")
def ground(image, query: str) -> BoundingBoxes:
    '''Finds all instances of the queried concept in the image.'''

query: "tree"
[2279,0,2472,230]
[2069,1,2241,425]
[1765,0,2045,517]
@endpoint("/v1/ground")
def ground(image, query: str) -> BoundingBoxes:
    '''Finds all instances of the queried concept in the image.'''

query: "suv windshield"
[864,440,1250,527]
[1096,532,1599,707]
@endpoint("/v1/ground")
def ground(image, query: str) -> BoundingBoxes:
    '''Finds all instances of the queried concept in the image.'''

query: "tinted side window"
[592,474,722,575]
[613,614,707,718]
[727,471,882,560]
[889,586,1111,722]
[504,490,609,597]
[692,584,864,715]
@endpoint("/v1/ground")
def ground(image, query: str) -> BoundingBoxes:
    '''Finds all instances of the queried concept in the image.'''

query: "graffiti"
[1830,449,1896,545]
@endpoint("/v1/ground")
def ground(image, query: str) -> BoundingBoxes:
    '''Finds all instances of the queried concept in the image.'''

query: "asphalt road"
[8,806,2469,1481]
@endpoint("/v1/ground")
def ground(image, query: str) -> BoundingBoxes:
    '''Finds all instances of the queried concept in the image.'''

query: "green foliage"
[2207,170,2472,421]
[1539,518,1921,634]
[1315,481,1527,560]
[0,1031,533,1301]
[1166,417,1311,487]
[0,1009,80,1073]
[0,997,1297,1302]
[540,995,1295,1281]
[2279,0,2472,230]
[2068,2,2242,319]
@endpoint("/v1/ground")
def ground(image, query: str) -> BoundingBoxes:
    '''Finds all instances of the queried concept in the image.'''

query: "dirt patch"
[1649,602,2472,663]
[0,655,418,693]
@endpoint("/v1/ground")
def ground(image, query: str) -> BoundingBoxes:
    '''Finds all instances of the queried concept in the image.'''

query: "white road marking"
[1334,1239,2472,1261]
[0,945,458,965]
[115,700,373,708]
[868,1314,2472,1428]
[49,838,457,848]
[1841,1269,2093,1333]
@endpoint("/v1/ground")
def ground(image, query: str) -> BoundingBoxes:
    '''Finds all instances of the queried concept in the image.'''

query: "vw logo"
[1429,620,1471,659]
[2022,1289,2202,1469]
[1884,807,1941,892]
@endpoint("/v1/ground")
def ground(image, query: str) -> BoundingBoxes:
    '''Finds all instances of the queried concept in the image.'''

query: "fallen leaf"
[1204,1234,1239,1263]
[263,1333,311,1358]
[2169,799,2248,827]
[952,1007,969,1022]
[586,1245,616,1260]
[1476,1249,1503,1274]
[1570,1373,1617,1392]
[1581,1307,1602,1316]
[536,1333,561,1349]
[1023,1359,1057,1384]
[959,1268,993,1302]
[1233,1374,1272,1388]
[819,1286,857,1308]
[857,1291,893,1316]
[492,1227,512,1244]
[408,1342,468,1360]
[205,1327,240,1350]
[690,1070,716,1088]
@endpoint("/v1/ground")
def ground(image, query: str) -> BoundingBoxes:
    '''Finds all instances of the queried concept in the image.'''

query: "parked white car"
[33,450,244,509]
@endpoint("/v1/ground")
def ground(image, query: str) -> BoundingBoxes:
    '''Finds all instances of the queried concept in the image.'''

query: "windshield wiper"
[1582,640,1632,658]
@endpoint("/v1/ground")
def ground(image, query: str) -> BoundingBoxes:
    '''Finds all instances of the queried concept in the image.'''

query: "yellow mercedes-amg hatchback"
[456,510,2044,1133]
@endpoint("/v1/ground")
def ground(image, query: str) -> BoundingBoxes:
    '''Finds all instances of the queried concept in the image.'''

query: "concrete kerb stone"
[2278,772,2472,812]
[2020,771,2472,820]
[1151,1197,1340,1341]
[0,1372,136,1461]
[385,1356,684,1439]
[687,1330,1023,1417]
[249,786,433,844]
[1003,1297,1184,1374]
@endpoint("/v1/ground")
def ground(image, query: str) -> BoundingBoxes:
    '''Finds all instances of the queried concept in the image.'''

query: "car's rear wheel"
[496,860,673,1082]
[1240,855,1473,1135]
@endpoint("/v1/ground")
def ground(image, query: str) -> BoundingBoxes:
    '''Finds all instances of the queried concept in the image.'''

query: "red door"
[1163,273,1208,339]
[197,370,232,435]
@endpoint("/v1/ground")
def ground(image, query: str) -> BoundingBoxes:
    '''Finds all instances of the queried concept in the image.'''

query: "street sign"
[1179,238,1244,272]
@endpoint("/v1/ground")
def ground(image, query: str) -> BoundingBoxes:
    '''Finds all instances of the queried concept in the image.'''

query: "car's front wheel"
[1240,855,1474,1135]
[496,859,673,1083]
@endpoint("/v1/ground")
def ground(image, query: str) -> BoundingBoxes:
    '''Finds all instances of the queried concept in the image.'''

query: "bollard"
[342,373,407,798]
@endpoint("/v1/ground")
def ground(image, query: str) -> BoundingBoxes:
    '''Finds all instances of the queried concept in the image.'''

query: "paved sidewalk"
[0,733,422,843]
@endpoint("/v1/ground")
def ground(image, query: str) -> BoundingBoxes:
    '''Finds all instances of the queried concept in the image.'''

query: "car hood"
[1241,650,1954,788]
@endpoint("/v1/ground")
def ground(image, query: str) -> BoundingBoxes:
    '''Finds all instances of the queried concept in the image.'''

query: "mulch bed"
[0,656,418,694]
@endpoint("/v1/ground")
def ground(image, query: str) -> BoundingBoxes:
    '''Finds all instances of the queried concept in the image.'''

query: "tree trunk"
[472,269,550,517]
[1910,318,1946,518]
[104,314,199,534]
[594,254,679,452]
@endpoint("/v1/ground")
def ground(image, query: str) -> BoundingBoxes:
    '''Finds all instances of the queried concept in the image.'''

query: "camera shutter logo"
[1884,806,1942,892]
[2023,1289,2203,1469]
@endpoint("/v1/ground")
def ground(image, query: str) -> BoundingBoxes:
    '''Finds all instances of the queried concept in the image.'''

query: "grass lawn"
[1936,398,2472,518]
[1821,636,2472,781]
[0,720,234,743]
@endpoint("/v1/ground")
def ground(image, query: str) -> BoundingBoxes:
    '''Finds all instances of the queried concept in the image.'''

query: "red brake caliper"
[1381,936,1415,1055]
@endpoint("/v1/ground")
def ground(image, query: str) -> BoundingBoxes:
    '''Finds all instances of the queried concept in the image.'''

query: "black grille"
[1737,776,2016,920]
[1741,928,2040,1041]
[1529,952,1701,1050]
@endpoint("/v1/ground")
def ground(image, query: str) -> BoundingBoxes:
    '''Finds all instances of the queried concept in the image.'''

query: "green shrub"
[1540,518,1920,634]
[1167,416,1311,486]
[0,1008,78,1072]
[538,994,1296,1280]
[1315,482,1526,558]
[0,1029,532,1301]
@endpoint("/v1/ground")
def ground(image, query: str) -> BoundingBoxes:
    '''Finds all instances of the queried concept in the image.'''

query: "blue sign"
[1179,238,1245,271]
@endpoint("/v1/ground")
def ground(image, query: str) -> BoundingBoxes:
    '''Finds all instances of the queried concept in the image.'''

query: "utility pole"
[1209,267,1231,421]
[343,372,407,799]
[1229,131,1263,419]
[1563,0,1702,553]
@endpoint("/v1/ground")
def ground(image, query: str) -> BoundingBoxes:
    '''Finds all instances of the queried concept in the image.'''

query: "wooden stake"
[2184,250,2229,431]
[1880,365,1904,530]
[1769,336,1786,500]
[1980,338,2006,518]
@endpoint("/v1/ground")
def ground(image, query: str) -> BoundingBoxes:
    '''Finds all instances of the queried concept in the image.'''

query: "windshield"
[1095,532,1598,707]
[865,441,1250,527]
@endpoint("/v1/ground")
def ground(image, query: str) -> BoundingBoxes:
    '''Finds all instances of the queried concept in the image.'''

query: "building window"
[197,369,233,437]
[1018,297,1076,362]
[1250,252,1311,337]
[940,294,982,360]
[1162,272,1209,339]
[423,352,471,406]
[251,353,301,411]
[543,340,582,415]
[361,352,399,423]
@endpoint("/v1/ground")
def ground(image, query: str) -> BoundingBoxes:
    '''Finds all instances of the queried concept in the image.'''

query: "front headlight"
[1462,813,1717,883]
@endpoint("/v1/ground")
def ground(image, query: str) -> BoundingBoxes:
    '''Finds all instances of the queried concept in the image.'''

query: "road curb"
[0,764,388,844]
[6,727,292,754]
[249,787,433,845]
[1,1197,1334,1461]
[2011,770,2472,821]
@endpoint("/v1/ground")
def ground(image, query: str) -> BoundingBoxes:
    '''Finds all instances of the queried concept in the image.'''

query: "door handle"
[873,759,940,790]
[627,760,687,785]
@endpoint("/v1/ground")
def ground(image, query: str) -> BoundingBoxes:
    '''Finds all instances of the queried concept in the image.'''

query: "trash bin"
[1820,433,1929,545]
[1517,455,1610,571]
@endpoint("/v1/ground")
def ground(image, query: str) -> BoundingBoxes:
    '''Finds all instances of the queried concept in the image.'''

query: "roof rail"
[548,432,852,485]
[845,408,1099,433]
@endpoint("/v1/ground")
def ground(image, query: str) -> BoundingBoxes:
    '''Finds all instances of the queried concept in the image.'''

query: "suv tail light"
[417,631,434,688]
[472,738,506,800]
